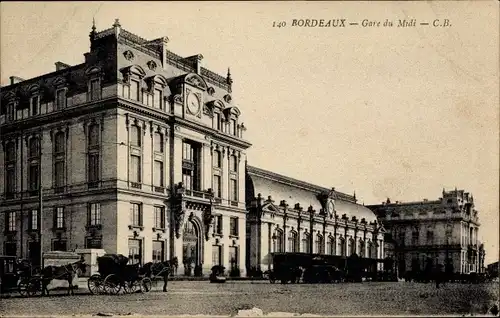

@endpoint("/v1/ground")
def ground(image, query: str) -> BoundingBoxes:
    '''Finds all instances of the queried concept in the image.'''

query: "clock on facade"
[186,92,201,115]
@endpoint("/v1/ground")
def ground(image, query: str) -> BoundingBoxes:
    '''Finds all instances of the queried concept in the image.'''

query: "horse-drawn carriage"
[87,254,152,295]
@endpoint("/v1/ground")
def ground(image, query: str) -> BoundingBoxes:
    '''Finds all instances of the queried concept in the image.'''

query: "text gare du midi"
[272,19,448,28]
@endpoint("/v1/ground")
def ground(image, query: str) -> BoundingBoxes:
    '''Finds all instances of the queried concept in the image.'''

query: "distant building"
[245,165,387,273]
[486,261,498,278]
[367,189,485,277]
[0,19,251,276]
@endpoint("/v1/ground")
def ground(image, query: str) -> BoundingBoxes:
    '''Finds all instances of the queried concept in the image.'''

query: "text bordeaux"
[292,19,347,28]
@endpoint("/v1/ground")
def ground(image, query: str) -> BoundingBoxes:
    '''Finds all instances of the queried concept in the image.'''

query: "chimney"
[55,62,70,71]
[9,76,24,85]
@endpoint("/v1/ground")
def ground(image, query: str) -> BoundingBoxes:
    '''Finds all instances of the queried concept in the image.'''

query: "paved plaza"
[1,280,498,317]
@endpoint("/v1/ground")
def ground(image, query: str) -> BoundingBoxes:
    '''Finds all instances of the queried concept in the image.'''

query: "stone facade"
[245,165,386,273]
[366,189,485,277]
[0,19,251,277]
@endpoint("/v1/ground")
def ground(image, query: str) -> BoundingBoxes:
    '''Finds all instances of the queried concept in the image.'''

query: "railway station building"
[0,19,250,276]
[245,165,387,274]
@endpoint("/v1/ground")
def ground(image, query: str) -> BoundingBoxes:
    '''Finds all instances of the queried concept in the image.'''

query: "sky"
[1,1,498,264]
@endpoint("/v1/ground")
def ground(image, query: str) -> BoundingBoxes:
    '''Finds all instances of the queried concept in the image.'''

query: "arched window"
[348,238,355,256]
[54,131,65,155]
[28,137,39,158]
[338,237,345,256]
[88,124,99,148]
[358,240,365,257]
[327,236,335,255]
[130,125,141,147]
[315,234,324,254]
[288,231,298,252]
[368,241,374,258]
[229,154,238,172]
[426,230,434,245]
[302,233,310,254]
[5,142,16,163]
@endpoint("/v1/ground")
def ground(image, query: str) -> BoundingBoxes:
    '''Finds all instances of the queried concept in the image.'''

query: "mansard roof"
[246,165,377,222]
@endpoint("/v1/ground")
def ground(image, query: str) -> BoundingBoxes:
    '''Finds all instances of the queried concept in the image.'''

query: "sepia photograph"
[0,1,498,317]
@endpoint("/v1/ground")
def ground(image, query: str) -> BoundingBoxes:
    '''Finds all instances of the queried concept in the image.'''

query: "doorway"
[183,220,200,275]
[28,241,41,267]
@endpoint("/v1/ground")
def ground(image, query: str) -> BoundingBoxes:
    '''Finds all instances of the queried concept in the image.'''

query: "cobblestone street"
[1,281,498,317]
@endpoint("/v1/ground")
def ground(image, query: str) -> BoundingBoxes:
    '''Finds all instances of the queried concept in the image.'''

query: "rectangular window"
[215,113,221,130]
[88,153,100,184]
[131,203,142,226]
[55,207,65,229]
[229,246,238,269]
[231,119,237,136]
[215,215,223,235]
[54,161,65,188]
[182,170,192,191]
[55,89,66,110]
[213,175,221,198]
[230,178,238,202]
[6,211,16,232]
[90,79,100,101]
[130,126,141,147]
[130,80,140,101]
[183,142,193,161]
[31,96,39,116]
[29,165,39,191]
[213,151,221,168]
[229,155,238,172]
[30,209,38,230]
[128,239,142,265]
[6,168,15,194]
[89,203,101,226]
[130,155,141,183]
[121,84,130,98]
[154,132,163,153]
[154,89,162,109]
[7,102,15,121]
[230,217,239,236]
[155,206,165,229]
[154,161,164,186]
[152,241,164,262]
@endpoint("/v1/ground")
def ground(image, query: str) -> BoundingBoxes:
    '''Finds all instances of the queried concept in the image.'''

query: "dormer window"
[30,95,40,116]
[214,113,221,130]
[89,78,101,101]
[55,89,67,110]
[230,119,237,136]
[154,89,162,110]
[6,102,15,122]
[130,79,140,101]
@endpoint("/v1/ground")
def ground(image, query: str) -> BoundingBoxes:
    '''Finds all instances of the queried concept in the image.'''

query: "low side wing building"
[245,165,387,274]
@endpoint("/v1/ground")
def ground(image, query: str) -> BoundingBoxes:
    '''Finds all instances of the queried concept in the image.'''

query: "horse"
[40,258,86,296]
[141,259,176,292]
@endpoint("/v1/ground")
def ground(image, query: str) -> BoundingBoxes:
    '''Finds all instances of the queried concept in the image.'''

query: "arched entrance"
[182,220,201,276]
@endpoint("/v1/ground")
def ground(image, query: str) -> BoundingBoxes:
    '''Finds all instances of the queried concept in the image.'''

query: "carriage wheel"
[123,280,139,294]
[103,274,122,295]
[18,278,29,297]
[26,278,41,297]
[87,274,102,295]
[140,277,152,293]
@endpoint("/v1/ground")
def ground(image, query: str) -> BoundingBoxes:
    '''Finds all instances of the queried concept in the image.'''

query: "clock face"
[187,92,200,115]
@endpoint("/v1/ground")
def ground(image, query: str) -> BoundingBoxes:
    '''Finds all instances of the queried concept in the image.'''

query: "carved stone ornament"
[172,94,184,104]
[123,50,135,61]
[207,87,215,96]
[147,60,157,71]
[223,94,232,103]
[203,209,215,241]
[185,75,206,90]
[174,201,186,239]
